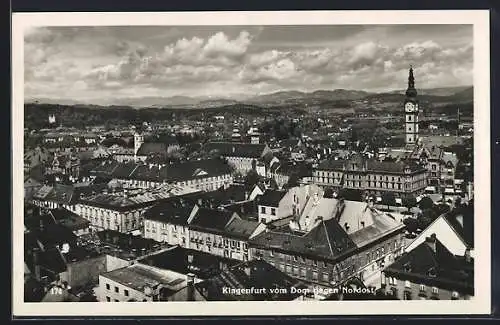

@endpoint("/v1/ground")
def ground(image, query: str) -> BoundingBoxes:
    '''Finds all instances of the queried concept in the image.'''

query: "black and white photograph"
[12,10,490,316]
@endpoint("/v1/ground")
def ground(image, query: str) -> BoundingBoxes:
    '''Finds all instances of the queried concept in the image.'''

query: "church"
[381,66,461,195]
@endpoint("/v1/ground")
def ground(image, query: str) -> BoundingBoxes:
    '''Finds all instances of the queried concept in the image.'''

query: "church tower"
[404,66,419,146]
[134,132,144,157]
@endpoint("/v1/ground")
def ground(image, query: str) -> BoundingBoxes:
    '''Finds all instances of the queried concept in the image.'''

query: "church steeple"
[405,65,418,99]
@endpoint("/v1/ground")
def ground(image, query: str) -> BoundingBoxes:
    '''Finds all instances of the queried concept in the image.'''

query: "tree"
[402,195,417,211]
[244,169,260,191]
[403,217,418,234]
[418,196,434,210]
[381,192,396,210]
[417,214,432,230]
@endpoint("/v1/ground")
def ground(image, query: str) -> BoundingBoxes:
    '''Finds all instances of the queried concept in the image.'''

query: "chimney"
[32,247,41,281]
[425,234,437,253]
[465,248,472,263]
[186,273,196,301]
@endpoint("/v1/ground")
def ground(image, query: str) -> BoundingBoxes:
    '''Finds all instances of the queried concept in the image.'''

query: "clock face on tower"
[405,102,414,112]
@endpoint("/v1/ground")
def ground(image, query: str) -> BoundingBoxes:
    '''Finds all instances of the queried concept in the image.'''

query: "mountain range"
[26,86,473,109]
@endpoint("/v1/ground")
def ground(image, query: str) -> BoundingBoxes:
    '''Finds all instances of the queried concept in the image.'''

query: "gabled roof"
[143,198,196,225]
[250,217,356,261]
[136,142,167,156]
[33,184,75,205]
[224,219,261,240]
[384,237,474,294]
[444,204,474,249]
[189,208,237,234]
[258,189,287,207]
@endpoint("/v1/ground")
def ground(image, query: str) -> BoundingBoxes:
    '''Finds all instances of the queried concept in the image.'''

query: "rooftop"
[258,189,287,207]
[204,142,268,158]
[383,235,474,295]
[102,263,186,294]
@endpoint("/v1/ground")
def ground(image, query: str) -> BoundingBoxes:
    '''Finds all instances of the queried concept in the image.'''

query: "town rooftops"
[383,235,474,295]
[33,184,75,205]
[136,142,167,156]
[443,204,474,249]
[224,218,261,240]
[195,259,307,301]
[316,157,426,174]
[188,207,237,234]
[250,217,357,261]
[102,263,186,295]
[78,184,200,211]
[138,246,240,279]
[49,207,90,231]
[143,198,196,225]
[258,189,287,207]
[204,142,268,158]
[88,159,231,182]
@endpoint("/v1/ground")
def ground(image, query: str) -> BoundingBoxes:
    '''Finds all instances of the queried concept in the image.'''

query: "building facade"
[313,155,428,197]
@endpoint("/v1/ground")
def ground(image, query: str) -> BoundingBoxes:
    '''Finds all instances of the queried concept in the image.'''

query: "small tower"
[404,65,419,146]
[134,132,144,157]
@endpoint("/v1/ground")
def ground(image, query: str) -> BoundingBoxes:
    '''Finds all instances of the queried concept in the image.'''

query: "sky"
[24,24,473,103]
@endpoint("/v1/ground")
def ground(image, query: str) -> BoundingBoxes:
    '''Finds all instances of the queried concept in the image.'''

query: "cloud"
[24,26,473,102]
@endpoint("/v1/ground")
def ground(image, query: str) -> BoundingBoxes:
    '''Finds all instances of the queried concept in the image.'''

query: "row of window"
[260,206,276,215]
[105,283,129,297]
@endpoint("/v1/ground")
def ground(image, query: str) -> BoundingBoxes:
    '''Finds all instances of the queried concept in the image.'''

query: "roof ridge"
[322,221,335,257]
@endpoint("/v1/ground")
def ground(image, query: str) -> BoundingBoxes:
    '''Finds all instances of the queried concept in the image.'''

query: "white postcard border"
[12,10,491,316]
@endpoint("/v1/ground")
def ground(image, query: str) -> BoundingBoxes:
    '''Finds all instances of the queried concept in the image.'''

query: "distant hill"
[387,86,472,97]
[25,85,473,109]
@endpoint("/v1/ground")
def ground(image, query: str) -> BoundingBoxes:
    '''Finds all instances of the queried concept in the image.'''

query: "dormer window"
[428,267,437,278]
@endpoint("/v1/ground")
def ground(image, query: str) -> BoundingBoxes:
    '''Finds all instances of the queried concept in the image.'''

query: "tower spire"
[405,65,417,98]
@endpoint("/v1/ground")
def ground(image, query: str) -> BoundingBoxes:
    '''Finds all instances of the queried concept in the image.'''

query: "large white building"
[74,185,200,233]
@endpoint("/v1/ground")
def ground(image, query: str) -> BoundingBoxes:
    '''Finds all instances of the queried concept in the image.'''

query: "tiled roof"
[79,184,199,211]
[143,198,196,225]
[195,259,306,301]
[136,142,167,156]
[49,208,90,231]
[138,246,240,279]
[204,142,267,158]
[317,159,345,170]
[258,189,287,207]
[224,219,260,240]
[250,217,356,261]
[383,237,474,294]
[33,184,75,205]
[444,204,474,249]
[189,208,236,234]
[89,159,231,183]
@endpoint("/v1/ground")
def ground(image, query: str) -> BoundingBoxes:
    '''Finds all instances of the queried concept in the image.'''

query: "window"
[452,291,459,299]
[313,260,318,266]
[106,296,111,302]
[270,250,274,257]
[419,284,425,292]
[261,207,266,214]
[312,271,318,281]
[114,299,119,302]
[106,284,110,290]
[432,287,439,294]
[271,208,276,216]
[115,286,119,293]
